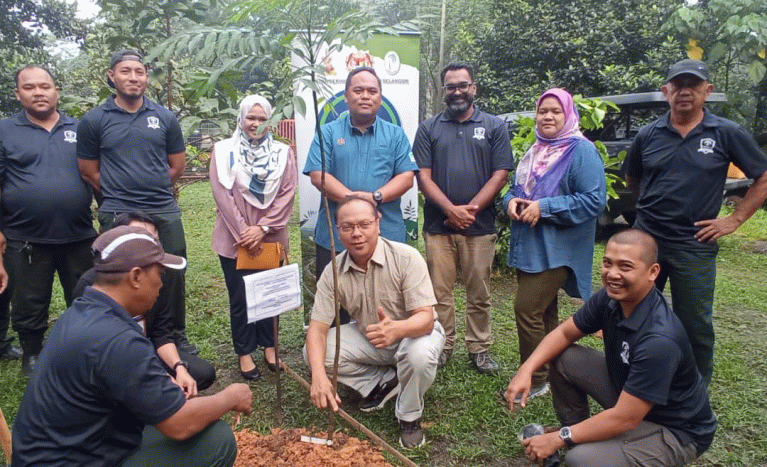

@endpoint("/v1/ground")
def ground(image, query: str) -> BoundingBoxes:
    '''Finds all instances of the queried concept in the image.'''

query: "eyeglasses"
[337,219,376,233]
[443,82,474,93]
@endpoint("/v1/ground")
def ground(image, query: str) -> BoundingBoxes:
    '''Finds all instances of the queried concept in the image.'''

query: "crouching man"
[304,196,445,448]
[12,226,252,467]
[505,229,716,466]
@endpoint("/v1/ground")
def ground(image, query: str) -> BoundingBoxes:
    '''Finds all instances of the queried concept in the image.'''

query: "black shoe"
[240,365,261,381]
[399,418,425,448]
[469,351,500,375]
[437,348,453,367]
[359,374,399,412]
[0,345,22,360]
[263,353,283,373]
[175,334,199,355]
[21,353,38,377]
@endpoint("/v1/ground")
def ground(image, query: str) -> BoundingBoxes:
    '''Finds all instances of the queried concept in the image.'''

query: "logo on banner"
[473,127,486,140]
[147,116,160,129]
[384,51,401,76]
[345,50,373,70]
[63,130,77,143]
[697,137,715,154]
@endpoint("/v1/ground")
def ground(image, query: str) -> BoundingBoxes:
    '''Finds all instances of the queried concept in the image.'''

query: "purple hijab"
[513,88,587,200]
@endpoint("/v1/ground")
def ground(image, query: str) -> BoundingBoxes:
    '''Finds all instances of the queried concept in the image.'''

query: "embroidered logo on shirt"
[336,138,345,145]
[473,127,486,140]
[147,116,160,129]
[621,341,630,364]
[63,130,77,143]
[697,137,715,154]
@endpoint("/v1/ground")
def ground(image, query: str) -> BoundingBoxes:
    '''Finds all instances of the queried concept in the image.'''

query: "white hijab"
[214,94,289,209]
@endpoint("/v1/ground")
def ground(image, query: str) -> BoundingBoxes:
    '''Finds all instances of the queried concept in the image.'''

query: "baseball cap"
[107,49,145,88]
[667,59,710,81]
[93,225,186,272]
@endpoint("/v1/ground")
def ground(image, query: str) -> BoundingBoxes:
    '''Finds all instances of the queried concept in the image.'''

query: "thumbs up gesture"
[365,307,399,348]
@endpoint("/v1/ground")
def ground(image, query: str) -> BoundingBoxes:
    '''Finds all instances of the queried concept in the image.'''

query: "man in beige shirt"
[304,196,445,449]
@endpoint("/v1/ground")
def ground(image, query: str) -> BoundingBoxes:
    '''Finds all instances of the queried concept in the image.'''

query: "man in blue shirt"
[303,67,417,291]
[506,229,716,466]
[625,59,767,384]
[0,65,97,376]
[12,225,252,467]
[77,50,197,355]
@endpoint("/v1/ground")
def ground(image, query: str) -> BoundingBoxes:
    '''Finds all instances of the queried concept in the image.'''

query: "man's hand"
[694,215,741,242]
[239,226,266,252]
[365,307,400,348]
[310,374,341,412]
[505,371,532,410]
[351,191,376,206]
[522,432,564,462]
[446,204,478,230]
[224,383,253,415]
[173,367,198,399]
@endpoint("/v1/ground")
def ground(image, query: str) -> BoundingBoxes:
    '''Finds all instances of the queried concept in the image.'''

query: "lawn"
[1,181,766,466]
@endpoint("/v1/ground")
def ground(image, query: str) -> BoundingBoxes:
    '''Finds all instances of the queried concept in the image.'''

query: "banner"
[293,32,421,316]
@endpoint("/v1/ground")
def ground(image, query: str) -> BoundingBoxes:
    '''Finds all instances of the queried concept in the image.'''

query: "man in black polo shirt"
[625,59,767,384]
[413,61,512,373]
[77,49,197,354]
[12,225,252,467]
[505,229,716,466]
[0,65,97,376]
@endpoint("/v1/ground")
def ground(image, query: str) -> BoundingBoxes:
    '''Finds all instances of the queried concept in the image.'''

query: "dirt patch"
[234,427,394,467]
[744,240,767,255]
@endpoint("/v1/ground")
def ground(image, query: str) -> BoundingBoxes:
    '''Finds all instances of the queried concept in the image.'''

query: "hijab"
[513,88,587,200]
[214,94,289,209]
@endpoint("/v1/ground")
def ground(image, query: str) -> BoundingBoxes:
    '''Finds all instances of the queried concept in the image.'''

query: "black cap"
[667,59,710,81]
[107,49,144,88]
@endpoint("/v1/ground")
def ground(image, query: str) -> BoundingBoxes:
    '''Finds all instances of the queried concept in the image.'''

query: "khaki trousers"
[424,232,496,354]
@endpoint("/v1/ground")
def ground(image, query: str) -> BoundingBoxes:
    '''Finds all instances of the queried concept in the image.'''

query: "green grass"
[2,184,766,466]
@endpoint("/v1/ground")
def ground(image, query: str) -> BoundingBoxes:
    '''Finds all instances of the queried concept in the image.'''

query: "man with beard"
[0,65,97,376]
[412,62,512,373]
[77,50,198,355]
[303,67,417,316]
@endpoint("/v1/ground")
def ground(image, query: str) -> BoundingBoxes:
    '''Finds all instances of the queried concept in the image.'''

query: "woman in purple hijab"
[502,88,606,401]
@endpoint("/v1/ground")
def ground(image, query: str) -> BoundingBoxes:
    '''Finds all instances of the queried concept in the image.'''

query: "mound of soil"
[234,428,395,467]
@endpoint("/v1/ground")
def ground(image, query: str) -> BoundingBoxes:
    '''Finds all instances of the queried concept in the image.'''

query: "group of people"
[1,49,765,467]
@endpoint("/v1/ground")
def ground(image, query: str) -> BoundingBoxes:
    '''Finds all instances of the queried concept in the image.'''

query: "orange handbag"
[235,242,287,270]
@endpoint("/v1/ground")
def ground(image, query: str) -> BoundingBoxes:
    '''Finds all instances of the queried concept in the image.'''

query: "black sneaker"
[437,348,453,367]
[399,419,425,448]
[175,333,199,355]
[469,351,500,375]
[359,374,399,412]
[21,353,38,378]
[0,345,22,360]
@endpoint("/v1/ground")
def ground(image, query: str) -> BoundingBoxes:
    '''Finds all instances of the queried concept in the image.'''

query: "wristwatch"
[372,190,383,206]
[559,426,575,448]
[173,360,190,372]
[260,225,270,234]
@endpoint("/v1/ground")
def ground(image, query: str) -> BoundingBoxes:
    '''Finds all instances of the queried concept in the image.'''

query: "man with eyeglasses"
[624,59,767,384]
[413,62,512,374]
[303,67,417,305]
[304,195,445,448]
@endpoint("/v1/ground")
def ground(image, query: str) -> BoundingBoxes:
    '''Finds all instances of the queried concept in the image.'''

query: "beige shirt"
[311,238,437,334]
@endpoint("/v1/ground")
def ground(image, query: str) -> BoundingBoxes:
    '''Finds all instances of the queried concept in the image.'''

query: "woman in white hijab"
[210,94,297,381]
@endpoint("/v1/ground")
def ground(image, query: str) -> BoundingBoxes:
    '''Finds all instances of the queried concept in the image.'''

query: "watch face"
[560,427,571,438]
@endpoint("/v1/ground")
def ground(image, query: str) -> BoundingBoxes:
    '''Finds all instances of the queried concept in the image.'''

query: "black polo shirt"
[0,111,96,243]
[413,106,513,235]
[625,109,767,250]
[573,287,717,454]
[11,287,186,467]
[77,96,186,214]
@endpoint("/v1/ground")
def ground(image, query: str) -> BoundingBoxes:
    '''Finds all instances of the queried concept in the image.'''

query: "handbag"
[236,242,287,270]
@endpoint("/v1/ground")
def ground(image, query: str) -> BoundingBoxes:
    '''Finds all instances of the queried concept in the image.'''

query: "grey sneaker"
[514,383,550,404]
[438,348,453,367]
[359,374,399,412]
[469,351,500,375]
[399,419,425,448]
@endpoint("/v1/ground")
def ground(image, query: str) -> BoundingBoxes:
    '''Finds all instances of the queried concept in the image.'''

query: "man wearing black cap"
[76,50,197,354]
[11,225,252,467]
[625,59,767,384]
[0,65,97,376]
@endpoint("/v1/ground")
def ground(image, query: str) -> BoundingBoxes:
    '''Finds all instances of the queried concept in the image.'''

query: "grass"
[2,183,766,466]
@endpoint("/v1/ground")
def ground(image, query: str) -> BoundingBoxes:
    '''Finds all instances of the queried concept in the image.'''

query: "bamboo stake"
[281,362,421,467]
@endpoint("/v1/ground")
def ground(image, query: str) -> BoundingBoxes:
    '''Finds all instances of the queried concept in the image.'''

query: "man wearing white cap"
[11,225,252,467]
